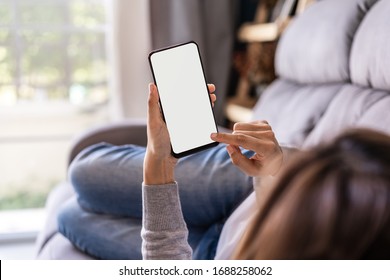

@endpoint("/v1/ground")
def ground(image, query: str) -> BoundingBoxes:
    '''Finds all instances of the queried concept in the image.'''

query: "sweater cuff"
[142,182,187,232]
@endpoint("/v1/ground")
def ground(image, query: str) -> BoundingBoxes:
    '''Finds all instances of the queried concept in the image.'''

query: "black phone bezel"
[148,41,219,158]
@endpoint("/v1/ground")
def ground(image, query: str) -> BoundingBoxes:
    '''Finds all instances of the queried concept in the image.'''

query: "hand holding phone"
[148,41,219,158]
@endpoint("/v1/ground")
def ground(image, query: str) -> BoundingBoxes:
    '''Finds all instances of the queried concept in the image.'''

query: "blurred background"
[0,0,110,210]
[0,0,296,258]
[0,0,115,258]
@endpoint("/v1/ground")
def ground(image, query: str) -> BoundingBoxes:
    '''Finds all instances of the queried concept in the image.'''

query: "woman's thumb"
[148,83,160,119]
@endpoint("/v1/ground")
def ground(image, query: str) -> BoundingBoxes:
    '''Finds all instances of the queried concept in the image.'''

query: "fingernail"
[149,83,154,93]
[210,133,218,140]
[226,145,234,155]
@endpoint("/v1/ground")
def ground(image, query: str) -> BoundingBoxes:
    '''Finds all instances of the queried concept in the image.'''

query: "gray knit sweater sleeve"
[141,182,192,260]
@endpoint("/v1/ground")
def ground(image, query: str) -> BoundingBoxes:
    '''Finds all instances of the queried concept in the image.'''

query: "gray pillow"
[275,0,377,84]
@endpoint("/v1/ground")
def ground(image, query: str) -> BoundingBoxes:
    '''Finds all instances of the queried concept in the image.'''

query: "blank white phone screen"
[150,42,217,155]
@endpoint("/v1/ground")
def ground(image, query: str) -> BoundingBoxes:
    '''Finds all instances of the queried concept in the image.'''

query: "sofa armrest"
[68,119,147,165]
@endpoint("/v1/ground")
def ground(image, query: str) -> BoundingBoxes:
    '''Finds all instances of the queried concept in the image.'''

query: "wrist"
[271,150,284,176]
[143,152,176,185]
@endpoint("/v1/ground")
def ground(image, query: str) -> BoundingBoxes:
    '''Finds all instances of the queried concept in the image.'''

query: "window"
[0,0,110,217]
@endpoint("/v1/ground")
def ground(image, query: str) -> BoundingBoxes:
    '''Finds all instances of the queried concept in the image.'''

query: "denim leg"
[61,143,254,259]
[58,198,207,260]
[176,145,254,227]
[69,143,253,227]
[68,143,146,218]
[58,198,142,259]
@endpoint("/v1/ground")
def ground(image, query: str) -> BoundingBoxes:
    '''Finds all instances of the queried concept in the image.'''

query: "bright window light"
[0,0,110,224]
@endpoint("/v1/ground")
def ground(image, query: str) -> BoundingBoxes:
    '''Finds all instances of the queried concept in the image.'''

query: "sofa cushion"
[302,85,388,148]
[275,0,377,84]
[252,79,342,147]
[35,182,75,257]
[36,233,94,260]
[350,0,390,91]
[357,96,390,135]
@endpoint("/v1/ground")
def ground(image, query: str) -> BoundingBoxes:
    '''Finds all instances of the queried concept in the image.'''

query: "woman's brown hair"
[234,128,390,259]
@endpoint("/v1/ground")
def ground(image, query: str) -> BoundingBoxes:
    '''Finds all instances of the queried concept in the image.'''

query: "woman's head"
[235,128,390,259]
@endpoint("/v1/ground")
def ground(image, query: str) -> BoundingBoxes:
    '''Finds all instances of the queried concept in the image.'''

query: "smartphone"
[148,41,219,158]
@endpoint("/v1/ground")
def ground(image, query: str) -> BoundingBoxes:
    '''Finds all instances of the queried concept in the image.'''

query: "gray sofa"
[36,0,390,259]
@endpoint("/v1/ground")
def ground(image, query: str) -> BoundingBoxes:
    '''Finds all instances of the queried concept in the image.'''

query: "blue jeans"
[58,143,253,259]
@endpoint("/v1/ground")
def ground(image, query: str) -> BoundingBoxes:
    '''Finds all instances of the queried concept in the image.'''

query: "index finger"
[233,121,271,131]
[210,132,266,152]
